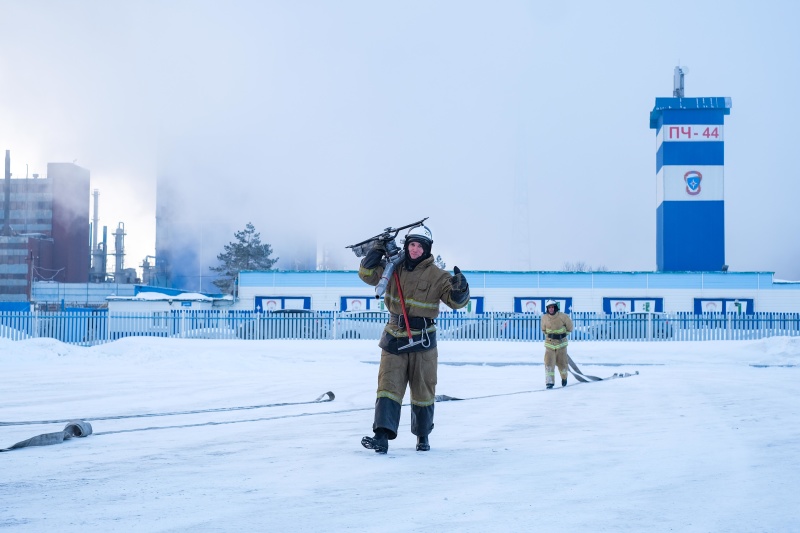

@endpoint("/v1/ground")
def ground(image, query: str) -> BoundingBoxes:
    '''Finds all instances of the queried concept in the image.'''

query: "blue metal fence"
[1,310,798,346]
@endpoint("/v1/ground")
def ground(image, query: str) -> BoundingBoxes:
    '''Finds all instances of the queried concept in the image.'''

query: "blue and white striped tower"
[649,67,732,271]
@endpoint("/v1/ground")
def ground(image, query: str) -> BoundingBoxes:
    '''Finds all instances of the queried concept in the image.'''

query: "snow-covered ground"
[2,336,799,532]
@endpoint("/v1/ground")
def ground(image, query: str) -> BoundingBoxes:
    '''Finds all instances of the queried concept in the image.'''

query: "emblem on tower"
[684,170,702,196]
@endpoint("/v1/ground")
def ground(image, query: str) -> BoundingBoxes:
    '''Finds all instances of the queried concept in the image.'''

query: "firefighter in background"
[541,299,573,388]
[358,225,470,454]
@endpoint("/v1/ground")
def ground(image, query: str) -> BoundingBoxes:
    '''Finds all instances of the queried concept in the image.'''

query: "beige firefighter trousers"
[376,347,438,406]
[544,346,569,385]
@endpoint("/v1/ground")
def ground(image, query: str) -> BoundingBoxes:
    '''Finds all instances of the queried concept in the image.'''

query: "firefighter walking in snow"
[358,225,470,454]
[541,299,573,388]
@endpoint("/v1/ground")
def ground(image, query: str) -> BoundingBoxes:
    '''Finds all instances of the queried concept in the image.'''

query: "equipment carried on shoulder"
[346,217,429,299]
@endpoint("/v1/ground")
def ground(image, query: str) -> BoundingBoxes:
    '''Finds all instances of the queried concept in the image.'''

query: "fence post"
[727,313,731,340]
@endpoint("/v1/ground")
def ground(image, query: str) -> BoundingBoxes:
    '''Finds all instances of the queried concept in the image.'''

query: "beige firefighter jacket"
[359,256,469,340]
[541,311,574,350]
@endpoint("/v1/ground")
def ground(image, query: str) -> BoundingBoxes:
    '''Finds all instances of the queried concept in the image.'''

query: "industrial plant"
[0,150,138,309]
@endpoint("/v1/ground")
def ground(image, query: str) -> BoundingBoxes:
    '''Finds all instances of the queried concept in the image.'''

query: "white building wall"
[235,276,800,313]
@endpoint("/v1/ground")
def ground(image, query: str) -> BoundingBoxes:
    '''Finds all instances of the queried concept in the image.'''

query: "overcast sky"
[2,1,799,279]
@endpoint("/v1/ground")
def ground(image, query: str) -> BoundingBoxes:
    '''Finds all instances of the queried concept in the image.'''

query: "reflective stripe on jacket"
[541,311,574,350]
[359,255,469,334]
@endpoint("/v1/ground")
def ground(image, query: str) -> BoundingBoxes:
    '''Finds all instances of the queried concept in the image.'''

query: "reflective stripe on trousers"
[544,347,568,385]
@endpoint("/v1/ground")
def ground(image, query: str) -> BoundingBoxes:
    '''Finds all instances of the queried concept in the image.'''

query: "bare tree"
[563,261,608,272]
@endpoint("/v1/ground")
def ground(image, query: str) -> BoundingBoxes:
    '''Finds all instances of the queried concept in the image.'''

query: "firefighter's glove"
[361,247,385,269]
[450,266,469,304]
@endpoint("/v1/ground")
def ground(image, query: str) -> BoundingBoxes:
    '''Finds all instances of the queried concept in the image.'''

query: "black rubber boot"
[562,379,568,387]
[361,429,389,454]
[411,403,434,437]
[416,435,430,451]
[546,383,554,389]
[373,397,401,440]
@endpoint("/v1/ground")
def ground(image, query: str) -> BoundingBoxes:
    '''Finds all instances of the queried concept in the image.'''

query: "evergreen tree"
[434,254,446,269]
[210,222,278,294]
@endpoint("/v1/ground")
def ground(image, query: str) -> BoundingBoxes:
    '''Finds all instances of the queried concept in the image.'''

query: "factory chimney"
[2,150,15,236]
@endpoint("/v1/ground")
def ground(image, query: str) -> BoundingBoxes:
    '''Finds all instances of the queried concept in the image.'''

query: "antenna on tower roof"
[673,65,686,97]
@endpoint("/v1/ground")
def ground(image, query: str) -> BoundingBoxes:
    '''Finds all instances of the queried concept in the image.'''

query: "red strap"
[393,270,414,341]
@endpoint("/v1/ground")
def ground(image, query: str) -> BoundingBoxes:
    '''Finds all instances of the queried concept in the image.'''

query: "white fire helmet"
[545,299,559,312]
[404,225,433,248]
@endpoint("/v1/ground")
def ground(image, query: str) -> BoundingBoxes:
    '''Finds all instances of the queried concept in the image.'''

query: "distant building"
[1,161,90,301]
[154,175,213,292]
[235,270,800,314]
[154,175,316,293]
[31,280,136,310]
